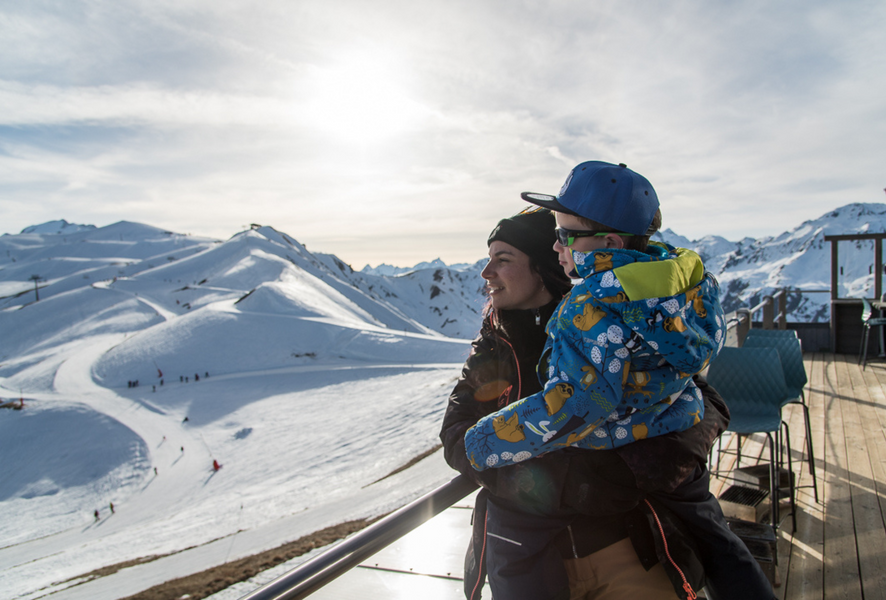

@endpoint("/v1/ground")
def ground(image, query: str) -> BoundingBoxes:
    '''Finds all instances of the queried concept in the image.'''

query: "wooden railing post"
[777,289,787,329]
[736,308,751,346]
[762,296,774,329]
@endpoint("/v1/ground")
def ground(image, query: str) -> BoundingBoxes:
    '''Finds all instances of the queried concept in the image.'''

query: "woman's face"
[481,241,553,310]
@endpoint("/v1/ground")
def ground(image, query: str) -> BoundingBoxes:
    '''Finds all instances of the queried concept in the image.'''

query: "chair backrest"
[745,327,801,352]
[742,334,808,393]
[745,328,797,339]
[862,297,873,322]
[706,347,789,428]
[745,329,803,351]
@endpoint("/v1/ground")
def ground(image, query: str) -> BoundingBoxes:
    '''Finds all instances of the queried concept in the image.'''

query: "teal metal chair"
[707,346,797,531]
[744,329,818,502]
[859,297,886,370]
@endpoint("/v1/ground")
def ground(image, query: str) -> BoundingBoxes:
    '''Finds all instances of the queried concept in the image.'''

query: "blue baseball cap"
[521,161,660,236]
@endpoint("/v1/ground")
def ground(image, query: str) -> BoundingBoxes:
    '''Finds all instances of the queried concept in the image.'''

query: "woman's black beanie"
[487,208,572,297]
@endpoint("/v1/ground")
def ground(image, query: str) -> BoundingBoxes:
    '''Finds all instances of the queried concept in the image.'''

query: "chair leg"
[859,324,866,365]
[765,432,778,532]
[800,399,819,502]
[862,325,870,370]
[780,422,797,533]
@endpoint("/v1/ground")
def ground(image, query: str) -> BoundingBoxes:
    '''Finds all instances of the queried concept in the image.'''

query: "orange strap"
[644,498,697,600]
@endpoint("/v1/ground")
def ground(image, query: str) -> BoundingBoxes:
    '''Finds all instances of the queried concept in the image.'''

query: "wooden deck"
[711,353,886,599]
[305,352,886,599]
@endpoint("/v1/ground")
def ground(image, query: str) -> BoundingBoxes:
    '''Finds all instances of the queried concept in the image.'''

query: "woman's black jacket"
[439,300,745,599]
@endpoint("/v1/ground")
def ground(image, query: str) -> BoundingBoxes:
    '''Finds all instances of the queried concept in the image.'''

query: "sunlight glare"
[301,54,426,144]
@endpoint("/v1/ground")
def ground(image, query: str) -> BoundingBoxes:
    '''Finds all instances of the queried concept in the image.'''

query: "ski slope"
[0,222,475,599]
[0,335,466,599]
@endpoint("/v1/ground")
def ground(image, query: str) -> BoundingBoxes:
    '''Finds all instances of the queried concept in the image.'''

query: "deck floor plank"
[775,399,804,598]
[849,359,886,600]
[823,355,863,600]
[864,362,886,574]
[783,352,825,600]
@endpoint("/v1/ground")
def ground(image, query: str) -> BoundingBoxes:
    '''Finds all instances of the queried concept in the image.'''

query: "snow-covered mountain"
[7,204,883,348]
[0,221,475,600]
[361,258,477,277]
[655,203,886,322]
[19,219,97,236]
[0,222,487,349]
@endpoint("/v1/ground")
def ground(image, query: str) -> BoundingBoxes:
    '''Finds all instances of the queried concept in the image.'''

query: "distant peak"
[20,220,96,235]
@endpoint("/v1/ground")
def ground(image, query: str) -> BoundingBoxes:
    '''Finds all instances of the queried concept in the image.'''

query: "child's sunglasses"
[555,227,634,247]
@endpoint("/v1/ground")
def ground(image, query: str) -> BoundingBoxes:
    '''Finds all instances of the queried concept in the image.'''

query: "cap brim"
[521,192,582,218]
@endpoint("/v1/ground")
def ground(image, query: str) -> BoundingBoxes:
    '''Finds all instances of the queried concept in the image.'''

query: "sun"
[300,53,427,144]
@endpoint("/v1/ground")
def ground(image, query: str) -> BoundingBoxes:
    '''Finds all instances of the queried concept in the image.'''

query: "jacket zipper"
[469,510,490,600]
[644,499,697,600]
[497,333,522,400]
[567,525,579,558]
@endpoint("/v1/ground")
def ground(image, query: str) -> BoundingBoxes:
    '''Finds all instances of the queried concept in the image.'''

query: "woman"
[441,206,586,599]
[440,208,771,600]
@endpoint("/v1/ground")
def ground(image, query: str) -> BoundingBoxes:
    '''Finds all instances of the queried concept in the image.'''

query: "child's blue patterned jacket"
[465,242,727,471]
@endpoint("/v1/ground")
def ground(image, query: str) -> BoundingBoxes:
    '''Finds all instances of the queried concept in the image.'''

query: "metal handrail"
[238,475,478,600]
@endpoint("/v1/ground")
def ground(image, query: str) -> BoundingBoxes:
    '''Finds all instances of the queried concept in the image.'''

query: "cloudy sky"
[2,1,885,268]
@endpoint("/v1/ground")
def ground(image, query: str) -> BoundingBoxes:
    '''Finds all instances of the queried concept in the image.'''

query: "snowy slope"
[0,220,474,600]
[0,221,217,303]
[0,335,465,600]
[1,222,486,341]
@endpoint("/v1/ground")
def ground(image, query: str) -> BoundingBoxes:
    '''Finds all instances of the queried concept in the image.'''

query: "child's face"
[553,212,618,277]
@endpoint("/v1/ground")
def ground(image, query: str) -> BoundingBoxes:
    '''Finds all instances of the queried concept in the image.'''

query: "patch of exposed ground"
[119,517,379,600]
[52,534,238,589]
[366,443,442,487]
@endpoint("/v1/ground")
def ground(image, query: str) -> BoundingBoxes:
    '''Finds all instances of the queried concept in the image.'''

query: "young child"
[465,161,726,468]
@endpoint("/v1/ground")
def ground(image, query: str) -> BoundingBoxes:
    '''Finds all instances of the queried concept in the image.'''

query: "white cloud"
[0,80,290,126]
[1,0,885,266]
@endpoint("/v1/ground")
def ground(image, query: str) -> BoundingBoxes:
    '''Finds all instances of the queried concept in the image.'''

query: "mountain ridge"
[4,202,886,343]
